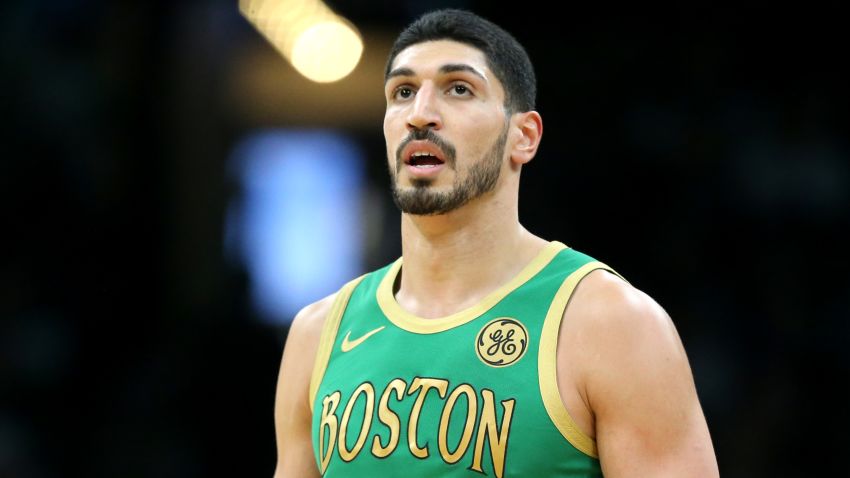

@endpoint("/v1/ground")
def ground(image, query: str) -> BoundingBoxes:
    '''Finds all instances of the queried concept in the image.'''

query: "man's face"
[383,40,510,215]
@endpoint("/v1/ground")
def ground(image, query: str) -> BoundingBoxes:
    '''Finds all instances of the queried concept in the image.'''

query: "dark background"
[2,1,848,476]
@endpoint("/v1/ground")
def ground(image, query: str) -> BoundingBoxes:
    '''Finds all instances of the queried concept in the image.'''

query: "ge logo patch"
[476,317,529,368]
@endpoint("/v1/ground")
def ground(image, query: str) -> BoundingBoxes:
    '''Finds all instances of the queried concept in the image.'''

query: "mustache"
[395,128,456,171]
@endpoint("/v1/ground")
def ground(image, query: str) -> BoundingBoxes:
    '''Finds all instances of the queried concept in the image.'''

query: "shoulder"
[284,284,348,370]
[557,267,718,474]
[562,268,689,394]
[274,288,344,412]
[285,272,369,359]
[289,292,338,344]
[560,271,718,474]
[563,268,693,405]
[277,292,338,383]
[566,268,674,340]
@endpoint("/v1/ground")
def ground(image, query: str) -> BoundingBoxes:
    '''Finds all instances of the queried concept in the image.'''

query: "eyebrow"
[385,63,487,83]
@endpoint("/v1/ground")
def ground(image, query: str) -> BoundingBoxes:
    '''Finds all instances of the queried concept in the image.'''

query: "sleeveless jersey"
[309,241,618,477]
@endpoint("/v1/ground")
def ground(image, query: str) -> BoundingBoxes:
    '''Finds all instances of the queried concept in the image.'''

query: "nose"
[406,82,442,131]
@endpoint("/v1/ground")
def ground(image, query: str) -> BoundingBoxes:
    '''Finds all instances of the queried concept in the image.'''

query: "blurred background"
[2,0,848,476]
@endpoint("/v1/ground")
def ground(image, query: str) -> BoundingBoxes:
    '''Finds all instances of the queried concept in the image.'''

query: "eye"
[449,83,472,97]
[392,86,415,100]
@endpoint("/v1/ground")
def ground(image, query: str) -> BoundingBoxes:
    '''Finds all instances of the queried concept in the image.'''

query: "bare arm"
[560,271,719,477]
[273,294,336,478]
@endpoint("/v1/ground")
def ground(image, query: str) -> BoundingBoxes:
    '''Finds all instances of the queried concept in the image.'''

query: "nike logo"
[341,326,385,352]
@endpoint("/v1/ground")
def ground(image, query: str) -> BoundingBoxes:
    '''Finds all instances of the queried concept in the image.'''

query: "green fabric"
[312,245,604,477]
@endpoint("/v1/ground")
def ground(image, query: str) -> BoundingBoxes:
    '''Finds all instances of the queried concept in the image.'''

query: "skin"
[273,40,719,477]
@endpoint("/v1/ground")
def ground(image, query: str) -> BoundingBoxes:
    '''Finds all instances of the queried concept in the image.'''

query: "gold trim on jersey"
[309,275,367,412]
[376,241,568,334]
[538,261,623,458]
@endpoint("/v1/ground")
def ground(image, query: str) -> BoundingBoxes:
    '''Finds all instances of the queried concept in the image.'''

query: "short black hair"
[385,9,536,113]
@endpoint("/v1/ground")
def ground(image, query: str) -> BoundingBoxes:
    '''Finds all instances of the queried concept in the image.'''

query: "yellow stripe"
[376,241,568,334]
[538,261,624,458]
[308,274,366,412]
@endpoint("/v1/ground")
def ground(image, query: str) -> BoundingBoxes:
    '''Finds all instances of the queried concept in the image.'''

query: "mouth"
[401,141,446,169]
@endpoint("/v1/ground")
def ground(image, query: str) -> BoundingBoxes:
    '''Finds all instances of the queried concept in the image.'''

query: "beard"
[389,124,509,216]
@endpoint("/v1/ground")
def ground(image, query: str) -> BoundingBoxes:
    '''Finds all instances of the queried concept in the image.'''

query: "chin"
[410,178,436,188]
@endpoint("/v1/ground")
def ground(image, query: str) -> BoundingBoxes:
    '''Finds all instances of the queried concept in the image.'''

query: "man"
[274,8,719,477]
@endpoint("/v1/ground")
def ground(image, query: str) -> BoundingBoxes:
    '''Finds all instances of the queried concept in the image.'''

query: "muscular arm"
[273,294,336,478]
[559,271,719,477]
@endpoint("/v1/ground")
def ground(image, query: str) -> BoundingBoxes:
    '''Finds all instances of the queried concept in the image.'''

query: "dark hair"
[385,9,536,113]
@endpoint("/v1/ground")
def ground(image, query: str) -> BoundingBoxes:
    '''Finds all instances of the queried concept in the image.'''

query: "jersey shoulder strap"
[308,274,368,410]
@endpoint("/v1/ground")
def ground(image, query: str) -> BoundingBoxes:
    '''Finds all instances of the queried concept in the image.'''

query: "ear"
[509,111,543,166]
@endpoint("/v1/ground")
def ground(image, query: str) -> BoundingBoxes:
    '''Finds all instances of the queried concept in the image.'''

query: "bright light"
[291,20,363,83]
[240,0,363,83]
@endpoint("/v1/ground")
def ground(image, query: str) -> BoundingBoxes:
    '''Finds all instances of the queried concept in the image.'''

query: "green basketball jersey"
[309,241,618,477]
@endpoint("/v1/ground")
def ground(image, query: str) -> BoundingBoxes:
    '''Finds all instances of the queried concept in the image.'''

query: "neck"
[395,192,548,319]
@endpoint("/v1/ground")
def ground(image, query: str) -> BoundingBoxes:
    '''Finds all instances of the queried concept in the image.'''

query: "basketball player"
[273,9,719,477]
